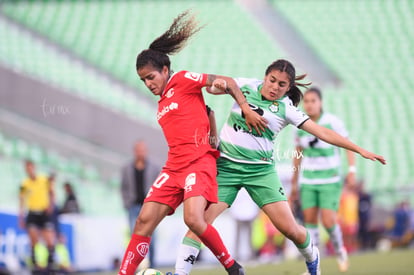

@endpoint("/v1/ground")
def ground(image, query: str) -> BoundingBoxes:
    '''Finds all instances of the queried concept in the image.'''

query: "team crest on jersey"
[268,102,279,113]
[184,72,202,82]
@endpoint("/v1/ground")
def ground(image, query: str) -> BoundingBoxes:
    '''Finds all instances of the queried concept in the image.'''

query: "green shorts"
[299,182,342,211]
[217,157,287,208]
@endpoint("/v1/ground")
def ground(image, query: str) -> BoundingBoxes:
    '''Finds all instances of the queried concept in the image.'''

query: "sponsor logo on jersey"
[157,102,179,121]
[136,242,149,257]
[165,88,175,98]
[233,123,263,138]
[184,173,196,193]
[184,71,202,82]
[268,102,279,113]
[241,103,264,118]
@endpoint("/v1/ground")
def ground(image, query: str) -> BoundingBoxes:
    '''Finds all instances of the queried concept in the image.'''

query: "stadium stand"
[1,0,412,212]
[0,0,287,128]
[0,15,158,128]
[270,0,414,205]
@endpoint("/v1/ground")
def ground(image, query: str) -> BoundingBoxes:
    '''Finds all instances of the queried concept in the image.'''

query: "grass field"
[87,249,414,275]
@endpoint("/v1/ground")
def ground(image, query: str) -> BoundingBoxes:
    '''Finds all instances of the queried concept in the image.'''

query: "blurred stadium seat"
[1,0,286,127]
[0,15,157,127]
[270,0,414,204]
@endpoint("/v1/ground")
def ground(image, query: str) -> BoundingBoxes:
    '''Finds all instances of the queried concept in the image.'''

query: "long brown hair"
[136,10,203,72]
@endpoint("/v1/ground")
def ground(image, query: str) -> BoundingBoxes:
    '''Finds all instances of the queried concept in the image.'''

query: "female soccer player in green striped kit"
[173,59,385,275]
[290,87,356,272]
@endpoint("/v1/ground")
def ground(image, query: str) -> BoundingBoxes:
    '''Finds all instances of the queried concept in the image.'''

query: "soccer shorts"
[217,157,287,208]
[144,152,218,215]
[26,211,54,229]
[299,182,342,211]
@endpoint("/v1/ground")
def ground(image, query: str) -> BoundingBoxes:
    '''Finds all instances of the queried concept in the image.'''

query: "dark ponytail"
[265,59,311,106]
[136,10,203,72]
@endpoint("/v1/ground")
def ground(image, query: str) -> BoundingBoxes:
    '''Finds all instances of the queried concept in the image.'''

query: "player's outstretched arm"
[300,119,386,165]
[290,146,303,202]
[205,75,267,134]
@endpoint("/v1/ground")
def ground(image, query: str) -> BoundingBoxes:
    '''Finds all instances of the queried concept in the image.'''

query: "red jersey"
[157,70,218,170]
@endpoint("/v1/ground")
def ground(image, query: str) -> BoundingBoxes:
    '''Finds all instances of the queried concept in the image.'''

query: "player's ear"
[162,65,169,76]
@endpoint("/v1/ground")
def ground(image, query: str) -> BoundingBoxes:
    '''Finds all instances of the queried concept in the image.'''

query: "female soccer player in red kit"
[117,11,266,275]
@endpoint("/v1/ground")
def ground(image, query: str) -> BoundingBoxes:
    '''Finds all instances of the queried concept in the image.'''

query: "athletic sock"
[305,223,320,248]
[296,230,318,262]
[175,237,202,275]
[327,224,344,255]
[198,224,234,269]
[118,234,150,275]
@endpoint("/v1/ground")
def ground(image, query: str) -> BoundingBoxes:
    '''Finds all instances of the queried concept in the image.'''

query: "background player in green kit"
[290,87,355,272]
[173,59,386,275]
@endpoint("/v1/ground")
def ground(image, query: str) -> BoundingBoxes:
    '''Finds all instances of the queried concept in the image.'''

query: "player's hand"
[359,149,386,165]
[207,79,228,95]
[213,79,227,90]
[289,182,299,202]
[244,109,268,134]
[346,172,356,187]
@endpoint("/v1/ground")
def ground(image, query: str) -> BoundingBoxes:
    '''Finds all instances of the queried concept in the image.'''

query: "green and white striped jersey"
[219,78,309,164]
[294,112,348,185]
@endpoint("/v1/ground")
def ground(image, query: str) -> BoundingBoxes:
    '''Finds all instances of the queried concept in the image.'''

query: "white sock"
[306,224,320,249]
[328,224,344,255]
[297,231,318,262]
[175,237,201,275]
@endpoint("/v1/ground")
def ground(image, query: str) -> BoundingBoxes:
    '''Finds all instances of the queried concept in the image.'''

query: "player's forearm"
[206,74,249,110]
[208,109,218,148]
[291,154,302,185]
[19,196,24,216]
[219,76,249,109]
[49,190,56,208]
[346,149,356,167]
[320,128,363,154]
[302,120,363,155]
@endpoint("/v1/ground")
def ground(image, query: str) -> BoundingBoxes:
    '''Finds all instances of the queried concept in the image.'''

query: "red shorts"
[144,153,218,215]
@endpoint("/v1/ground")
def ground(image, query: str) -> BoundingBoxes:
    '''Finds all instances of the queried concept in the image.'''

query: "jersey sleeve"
[331,115,349,138]
[286,101,309,128]
[178,71,207,93]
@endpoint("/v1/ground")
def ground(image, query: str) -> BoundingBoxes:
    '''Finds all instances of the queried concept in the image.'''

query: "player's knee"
[321,216,336,230]
[183,215,205,235]
[135,212,151,229]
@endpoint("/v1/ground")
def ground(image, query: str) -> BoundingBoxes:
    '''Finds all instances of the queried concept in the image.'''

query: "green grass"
[84,249,414,275]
